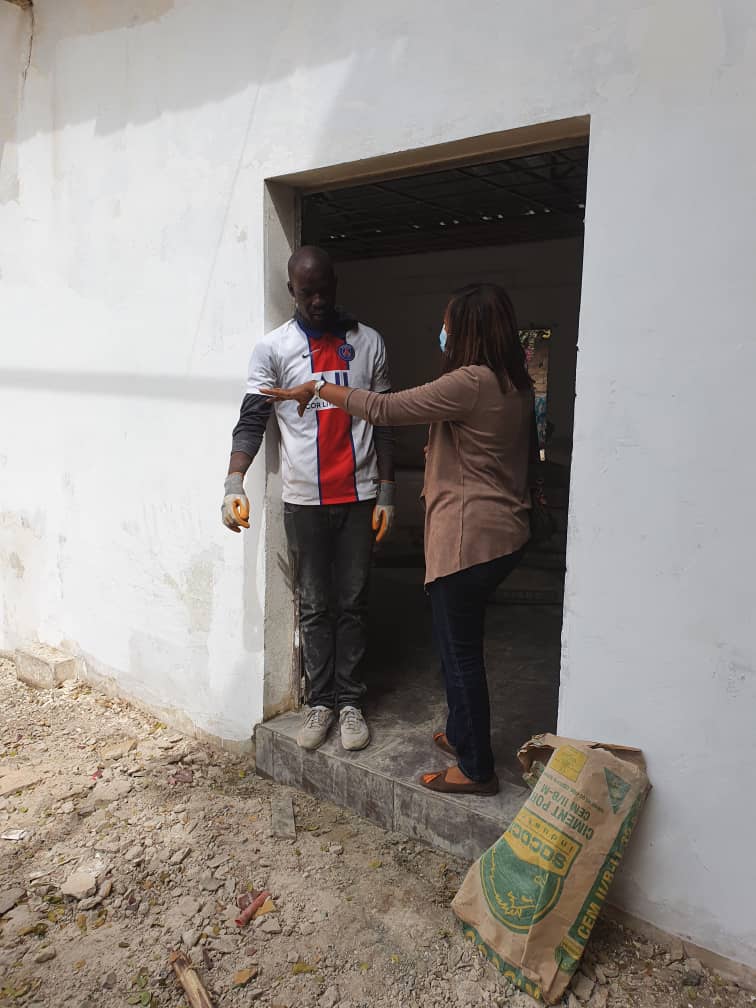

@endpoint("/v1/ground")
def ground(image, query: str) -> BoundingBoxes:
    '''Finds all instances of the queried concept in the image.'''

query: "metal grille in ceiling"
[301,145,588,261]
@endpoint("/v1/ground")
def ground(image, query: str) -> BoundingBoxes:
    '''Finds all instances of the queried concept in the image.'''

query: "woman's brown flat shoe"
[433,731,457,758]
[419,767,499,796]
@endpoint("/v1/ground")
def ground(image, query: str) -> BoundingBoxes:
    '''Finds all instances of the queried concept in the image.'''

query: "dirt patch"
[0,659,751,1008]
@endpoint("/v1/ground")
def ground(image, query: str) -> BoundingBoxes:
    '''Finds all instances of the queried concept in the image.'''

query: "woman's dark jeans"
[427,550,523,782]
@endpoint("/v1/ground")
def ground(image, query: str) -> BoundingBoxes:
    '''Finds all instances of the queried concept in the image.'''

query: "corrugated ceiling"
[302,145,587,260]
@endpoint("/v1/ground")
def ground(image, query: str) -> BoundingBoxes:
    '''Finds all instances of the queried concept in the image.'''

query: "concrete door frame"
[260,114,590,722]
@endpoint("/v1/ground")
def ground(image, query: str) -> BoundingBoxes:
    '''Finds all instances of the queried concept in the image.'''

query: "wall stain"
[182,552,215,634]
[714,645,752,700]
[723,657,750,699]
[160,549,219,635]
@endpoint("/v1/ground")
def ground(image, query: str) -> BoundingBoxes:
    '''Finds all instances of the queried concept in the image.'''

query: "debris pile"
[0,659,751,1008]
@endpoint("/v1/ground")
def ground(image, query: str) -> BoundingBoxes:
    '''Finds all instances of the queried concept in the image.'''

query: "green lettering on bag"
[555,794,645,972]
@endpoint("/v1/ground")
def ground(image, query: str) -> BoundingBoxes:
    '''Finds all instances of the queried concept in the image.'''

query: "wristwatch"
[313,378,327,397]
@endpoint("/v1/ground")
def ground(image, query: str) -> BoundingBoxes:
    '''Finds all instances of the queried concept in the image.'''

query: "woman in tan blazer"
[262,283,533,796]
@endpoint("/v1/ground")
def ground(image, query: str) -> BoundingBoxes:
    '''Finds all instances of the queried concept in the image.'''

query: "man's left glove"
[222,472,250,533]
[372,481,396,543]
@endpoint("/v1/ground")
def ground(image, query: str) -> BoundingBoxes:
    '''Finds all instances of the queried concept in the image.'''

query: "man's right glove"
[222,472,250,533]
[372,480,396,543]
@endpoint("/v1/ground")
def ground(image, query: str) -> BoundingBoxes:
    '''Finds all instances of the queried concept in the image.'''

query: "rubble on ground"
[0,657,751,1008]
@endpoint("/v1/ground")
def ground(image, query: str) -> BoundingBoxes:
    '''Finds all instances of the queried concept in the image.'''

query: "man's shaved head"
[288,245,335,282]
[287,245,337,330]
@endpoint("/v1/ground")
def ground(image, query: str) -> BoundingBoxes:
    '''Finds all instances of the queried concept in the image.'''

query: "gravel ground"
[0,658,752,1008]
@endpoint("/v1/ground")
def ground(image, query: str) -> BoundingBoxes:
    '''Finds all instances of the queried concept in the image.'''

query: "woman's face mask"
[439,325,448,352]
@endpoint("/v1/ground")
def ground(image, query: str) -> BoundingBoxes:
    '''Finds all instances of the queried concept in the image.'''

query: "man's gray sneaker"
[339,706,370,751]
[296,706,335,750]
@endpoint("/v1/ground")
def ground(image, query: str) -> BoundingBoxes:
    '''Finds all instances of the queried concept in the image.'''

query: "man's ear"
[287,281,294,298]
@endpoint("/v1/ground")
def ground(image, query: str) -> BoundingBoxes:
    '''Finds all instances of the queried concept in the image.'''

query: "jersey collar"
[293,310,355,340]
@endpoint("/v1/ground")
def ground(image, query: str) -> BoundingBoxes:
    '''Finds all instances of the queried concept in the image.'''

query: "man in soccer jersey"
[222,246,395,752]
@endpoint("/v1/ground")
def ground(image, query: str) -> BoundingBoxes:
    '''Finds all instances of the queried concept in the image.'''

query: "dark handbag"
[528,405,556,545]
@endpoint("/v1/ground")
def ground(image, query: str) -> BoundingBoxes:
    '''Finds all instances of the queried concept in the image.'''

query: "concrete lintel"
[270,115,590,193]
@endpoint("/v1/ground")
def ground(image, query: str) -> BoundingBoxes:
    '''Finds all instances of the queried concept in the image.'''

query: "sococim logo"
[480,808,581,933]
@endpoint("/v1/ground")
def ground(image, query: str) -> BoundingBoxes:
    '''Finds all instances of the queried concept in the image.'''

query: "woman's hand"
[259,380,317,417]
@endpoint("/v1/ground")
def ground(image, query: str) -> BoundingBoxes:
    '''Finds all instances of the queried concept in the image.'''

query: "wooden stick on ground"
[169,951,215,1008]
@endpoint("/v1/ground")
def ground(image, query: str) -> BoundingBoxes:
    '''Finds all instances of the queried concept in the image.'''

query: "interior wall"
[337,238,583,468]
[2,0,756,965]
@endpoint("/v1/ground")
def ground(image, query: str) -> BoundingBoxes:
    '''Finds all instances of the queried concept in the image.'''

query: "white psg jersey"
[246,318,391,506]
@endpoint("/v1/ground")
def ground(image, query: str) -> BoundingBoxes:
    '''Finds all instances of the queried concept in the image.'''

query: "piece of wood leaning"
[169,951,215,1008]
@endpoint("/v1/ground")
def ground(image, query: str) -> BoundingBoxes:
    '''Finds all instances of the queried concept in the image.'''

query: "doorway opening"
[257,118,589,855]
[301,142,586,784]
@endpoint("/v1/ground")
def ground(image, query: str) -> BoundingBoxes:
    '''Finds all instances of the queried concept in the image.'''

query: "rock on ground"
[571,970,595,1002]
[91,776,133,807]
[60,870,98,900]
[0,885,25,916]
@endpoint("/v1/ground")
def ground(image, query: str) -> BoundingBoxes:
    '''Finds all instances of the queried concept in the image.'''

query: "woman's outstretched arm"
[260,368,479,426]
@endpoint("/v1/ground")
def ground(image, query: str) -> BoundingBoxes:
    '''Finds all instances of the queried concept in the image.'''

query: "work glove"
[372,481,396,543]
[222,472,250,533]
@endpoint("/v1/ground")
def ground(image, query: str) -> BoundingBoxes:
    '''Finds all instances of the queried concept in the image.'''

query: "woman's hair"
[442,283,532,392]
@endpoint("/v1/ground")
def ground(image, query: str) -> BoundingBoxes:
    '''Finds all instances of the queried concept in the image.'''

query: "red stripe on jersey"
[316,406,357,504]
[308,331,357,504]
[308,331,351,372]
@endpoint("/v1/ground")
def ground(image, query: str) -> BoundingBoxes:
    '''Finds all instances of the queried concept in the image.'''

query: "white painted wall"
[2,0,756,966]
[0,3,27,204]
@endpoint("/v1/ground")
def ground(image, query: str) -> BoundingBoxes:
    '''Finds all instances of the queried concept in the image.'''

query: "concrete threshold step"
[256,711,527,862]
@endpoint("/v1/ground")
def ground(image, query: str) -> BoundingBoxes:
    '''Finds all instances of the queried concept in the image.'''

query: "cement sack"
[451,733,650,1003]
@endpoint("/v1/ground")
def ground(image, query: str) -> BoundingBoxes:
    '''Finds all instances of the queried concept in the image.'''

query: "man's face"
[288,263,337,329]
